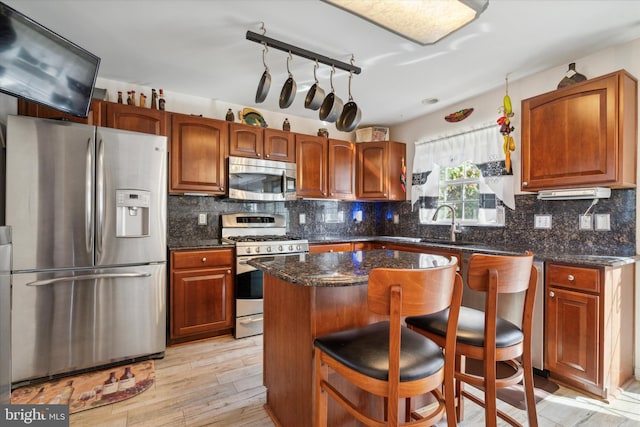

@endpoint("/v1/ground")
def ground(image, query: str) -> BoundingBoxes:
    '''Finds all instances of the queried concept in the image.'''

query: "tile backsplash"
[168,189,635,256]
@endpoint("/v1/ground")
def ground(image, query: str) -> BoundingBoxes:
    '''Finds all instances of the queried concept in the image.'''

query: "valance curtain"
[411,124,515,209]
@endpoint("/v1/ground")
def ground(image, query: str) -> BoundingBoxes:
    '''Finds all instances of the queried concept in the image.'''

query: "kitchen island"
[249,249,453,427]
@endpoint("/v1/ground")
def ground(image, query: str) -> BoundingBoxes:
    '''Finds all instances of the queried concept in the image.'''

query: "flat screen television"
[0,2,100,118]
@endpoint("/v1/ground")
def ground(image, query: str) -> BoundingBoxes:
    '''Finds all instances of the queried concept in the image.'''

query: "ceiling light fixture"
[323,0,489,45]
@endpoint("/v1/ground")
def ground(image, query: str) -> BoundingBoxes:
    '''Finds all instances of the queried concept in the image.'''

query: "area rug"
[464,358,559,410]
[11,360,155,414]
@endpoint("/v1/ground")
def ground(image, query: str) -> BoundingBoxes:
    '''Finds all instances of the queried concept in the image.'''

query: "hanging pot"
[255,45,271,103]
[304,61,325,110]
[319,66,343,123]
[337,69,362,132]
[279,52,297,109]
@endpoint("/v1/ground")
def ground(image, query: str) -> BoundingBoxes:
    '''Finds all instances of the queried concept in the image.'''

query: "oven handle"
[239,317,263,325]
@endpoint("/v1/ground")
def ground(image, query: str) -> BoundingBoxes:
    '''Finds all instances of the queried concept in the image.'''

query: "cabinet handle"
[567,274,575,281]
[256,153,261,157]
[523,181,528,187]
[220,186,225,191]
[265,154,270,158]
[201,257,207,262]
[227,269,231,274]
[549,291,555,297]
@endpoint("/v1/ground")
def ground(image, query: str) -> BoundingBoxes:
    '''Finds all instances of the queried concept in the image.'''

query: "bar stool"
[406,251,538,427]
[313,262,463,427]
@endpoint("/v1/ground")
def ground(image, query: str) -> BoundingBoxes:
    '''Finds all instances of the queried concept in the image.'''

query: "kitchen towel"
[10,360,155,414]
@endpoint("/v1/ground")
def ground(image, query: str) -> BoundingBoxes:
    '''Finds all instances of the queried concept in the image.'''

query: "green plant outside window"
[435,161,481,222]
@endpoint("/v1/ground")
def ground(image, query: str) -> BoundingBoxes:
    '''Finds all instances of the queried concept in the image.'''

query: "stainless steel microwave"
[228,156,297,201]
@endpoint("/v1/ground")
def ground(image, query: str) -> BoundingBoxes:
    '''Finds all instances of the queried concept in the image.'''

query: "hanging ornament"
[498,75,515,173]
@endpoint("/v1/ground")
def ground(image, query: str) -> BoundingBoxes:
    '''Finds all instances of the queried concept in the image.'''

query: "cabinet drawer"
[172,249,233,269]
[546,264,600,293]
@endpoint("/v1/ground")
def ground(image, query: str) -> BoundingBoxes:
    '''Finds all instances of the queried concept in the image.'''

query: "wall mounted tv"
[0,2,100,118]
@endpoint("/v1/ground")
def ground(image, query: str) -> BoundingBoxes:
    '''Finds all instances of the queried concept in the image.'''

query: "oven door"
[228,156,296,201]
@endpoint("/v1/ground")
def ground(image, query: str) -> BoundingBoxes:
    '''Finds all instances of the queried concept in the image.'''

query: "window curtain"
[411,124,515,209]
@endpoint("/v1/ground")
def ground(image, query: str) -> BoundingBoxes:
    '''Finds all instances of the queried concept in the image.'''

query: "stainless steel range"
[221,213,309,338]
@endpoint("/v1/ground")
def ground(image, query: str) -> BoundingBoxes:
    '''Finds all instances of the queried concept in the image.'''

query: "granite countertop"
[248,250,453,287]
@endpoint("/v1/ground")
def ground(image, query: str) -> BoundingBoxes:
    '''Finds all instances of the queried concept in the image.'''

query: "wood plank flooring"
[70,334,640,426]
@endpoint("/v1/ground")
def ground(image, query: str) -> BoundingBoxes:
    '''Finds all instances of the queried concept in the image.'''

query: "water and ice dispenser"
[116,189,151,237]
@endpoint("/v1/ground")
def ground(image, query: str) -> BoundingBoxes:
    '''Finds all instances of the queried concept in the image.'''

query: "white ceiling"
[5,0,640,127]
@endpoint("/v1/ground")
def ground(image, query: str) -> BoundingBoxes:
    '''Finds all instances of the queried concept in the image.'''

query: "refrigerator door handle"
[26,272,152,286]
[96,137,105,258]
[85,138,94,254]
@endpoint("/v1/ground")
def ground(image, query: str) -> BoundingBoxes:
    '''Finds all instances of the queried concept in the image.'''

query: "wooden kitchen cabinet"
[309,242,354,254]
[170,248,234,344]
[105,102,168,135]
[521,69,637,191]
[357,141,406,200]
[229,123,295,162]
[296,135,356,199]
[545,262,634,399]
[18,98,104,125]
[169,113,227,195]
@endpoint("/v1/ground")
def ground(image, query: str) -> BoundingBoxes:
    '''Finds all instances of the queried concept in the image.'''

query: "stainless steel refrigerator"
[6,115,167,384]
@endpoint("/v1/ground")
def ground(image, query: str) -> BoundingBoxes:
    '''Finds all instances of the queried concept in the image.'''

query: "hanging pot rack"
[246,30,361,75]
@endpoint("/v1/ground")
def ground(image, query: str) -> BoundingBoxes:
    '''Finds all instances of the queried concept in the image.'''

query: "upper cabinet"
[105,102,168,135]
[356,141,406,200]
[296,135,356,200]
[17,99,104,126]
[229,123,295,162]
[521,70,637,191]
[170,113,228,195]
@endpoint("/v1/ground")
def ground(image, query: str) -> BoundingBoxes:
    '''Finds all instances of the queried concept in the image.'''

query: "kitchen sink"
[420,238,478,246]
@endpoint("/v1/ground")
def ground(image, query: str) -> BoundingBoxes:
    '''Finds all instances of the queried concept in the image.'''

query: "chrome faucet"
[432,205,460,242]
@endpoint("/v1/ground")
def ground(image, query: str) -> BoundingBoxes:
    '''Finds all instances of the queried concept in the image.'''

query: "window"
[436,161,481,222]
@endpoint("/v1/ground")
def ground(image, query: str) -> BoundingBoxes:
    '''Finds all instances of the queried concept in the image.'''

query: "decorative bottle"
[158,89,166,111]
[225,108,235,122]
[102,372,119,396]
[557,63,587,89]
[118,367,136,391]
[282,118,290,131]
[131,90,136,106]
[151,89,158,109]
[117,91,123,104]
[126,91,132,105]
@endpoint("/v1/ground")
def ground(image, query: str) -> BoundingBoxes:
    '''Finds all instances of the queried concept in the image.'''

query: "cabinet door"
[105,102,167,135]
[357,142,388,199]
[18,99,103,125]
[229,122,263,159]
[171,266,234,339]
[296,135,328,198]
[546,286,599,388]
[264,128,295,162]
[328,139,356,200]
[170,114,227,194]
[521,70,637,190]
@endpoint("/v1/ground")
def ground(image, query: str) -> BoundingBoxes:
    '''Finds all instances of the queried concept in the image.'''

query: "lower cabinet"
[545,262,634,399]
[169,248,234,344]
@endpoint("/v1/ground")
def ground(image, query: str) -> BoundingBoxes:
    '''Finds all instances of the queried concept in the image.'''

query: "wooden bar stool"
[406,252,538,427]
[313,262,463,427]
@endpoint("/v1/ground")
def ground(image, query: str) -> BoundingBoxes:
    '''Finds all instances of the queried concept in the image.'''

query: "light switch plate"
[299,213,306,224]
[393,214,400,224]
[534,214,552,229]
[198,213,207,225]
[595,213,611,231]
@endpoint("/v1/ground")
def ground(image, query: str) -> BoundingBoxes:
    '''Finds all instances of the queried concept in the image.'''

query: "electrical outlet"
[534,214,552,229]
[299,213,306,224]
[595,213,611,231]
[579,214,593,230]
[393,214,400,224]
[198,213,207,225]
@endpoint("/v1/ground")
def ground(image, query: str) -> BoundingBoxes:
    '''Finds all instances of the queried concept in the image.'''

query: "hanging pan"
[279,52,297,109]
[337,67,362,132]
[319,66,343,123]
[304,60,325,110]
[255,44,271,103]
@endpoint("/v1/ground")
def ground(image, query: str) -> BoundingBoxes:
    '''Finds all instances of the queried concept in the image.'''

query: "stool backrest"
[368,258,459,317]
[467,251,535,294]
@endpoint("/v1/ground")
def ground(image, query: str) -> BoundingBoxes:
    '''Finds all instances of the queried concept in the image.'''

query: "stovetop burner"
[220,213,309,255]
[224,234,304,243]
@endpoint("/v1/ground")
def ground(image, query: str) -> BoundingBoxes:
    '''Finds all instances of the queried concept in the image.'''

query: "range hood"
[537,187,611,200]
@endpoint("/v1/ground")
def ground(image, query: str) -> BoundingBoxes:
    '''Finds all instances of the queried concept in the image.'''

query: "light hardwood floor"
[70,334,640,426]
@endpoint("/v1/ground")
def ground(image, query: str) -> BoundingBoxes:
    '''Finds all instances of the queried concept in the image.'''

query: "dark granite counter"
[248,249,452,287]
